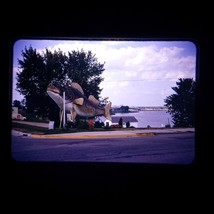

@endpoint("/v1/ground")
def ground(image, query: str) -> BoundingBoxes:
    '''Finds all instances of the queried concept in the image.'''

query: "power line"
[103,77,195,82]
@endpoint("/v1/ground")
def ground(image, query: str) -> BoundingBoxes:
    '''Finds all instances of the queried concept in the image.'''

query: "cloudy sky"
[12,39,196,107]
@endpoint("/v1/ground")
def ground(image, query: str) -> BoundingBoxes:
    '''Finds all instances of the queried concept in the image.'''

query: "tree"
[164,78,196,128]
[16,46,67,122]
[15,46,107,123]
[66,49,105,99]
[13,100,21,108]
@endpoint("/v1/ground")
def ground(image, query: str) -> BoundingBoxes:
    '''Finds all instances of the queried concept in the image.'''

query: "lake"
[114,110,173,128]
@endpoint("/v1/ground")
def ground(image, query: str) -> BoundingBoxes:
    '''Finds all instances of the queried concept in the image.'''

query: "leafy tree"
[15,46,106,123]
[13,100,21,108]
[16,46,67,123]
[164,78,196,127]
[66,49,105,99]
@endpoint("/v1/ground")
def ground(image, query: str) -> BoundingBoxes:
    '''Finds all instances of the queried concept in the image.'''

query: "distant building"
[104,119,112,127]
[12,107,26,120]
[111,116,138,128]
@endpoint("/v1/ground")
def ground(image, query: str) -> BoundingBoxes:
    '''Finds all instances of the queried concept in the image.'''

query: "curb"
[31,132,155,139]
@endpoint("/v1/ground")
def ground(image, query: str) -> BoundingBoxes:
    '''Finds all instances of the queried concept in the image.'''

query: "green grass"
[11,121,129,135]
[12,122,49,134]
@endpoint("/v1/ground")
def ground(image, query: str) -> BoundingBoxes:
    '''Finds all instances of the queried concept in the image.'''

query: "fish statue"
[47,80,112,121]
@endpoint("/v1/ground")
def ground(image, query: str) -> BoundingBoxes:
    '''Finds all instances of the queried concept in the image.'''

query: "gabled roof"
[111,116,138,123]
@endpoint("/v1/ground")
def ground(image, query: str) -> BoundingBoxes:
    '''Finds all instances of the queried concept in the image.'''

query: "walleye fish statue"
[47,80,112,121]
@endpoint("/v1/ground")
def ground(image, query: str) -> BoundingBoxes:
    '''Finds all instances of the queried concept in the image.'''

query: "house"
[65,114,139,128]
[12,107,26,120]
[111,116,138,128]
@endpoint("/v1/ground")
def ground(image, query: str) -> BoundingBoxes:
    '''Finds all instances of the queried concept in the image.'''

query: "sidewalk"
[12,128,195,139]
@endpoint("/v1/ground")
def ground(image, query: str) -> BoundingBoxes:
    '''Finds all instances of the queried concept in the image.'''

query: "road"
[11,132,195,164]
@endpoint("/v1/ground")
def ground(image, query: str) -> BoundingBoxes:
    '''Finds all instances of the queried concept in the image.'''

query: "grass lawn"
[11,121,135,135]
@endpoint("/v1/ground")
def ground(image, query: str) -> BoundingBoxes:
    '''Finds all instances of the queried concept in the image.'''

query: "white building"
[12,107,26,120]
[111,116,138,128]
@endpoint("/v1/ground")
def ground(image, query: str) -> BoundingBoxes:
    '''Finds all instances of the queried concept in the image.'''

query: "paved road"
[11,131,195,164]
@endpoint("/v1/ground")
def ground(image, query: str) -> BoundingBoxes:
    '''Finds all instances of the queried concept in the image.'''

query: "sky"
[12,39,196,107]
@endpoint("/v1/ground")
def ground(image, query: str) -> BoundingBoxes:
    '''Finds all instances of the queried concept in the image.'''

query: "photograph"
[11,39,196,164]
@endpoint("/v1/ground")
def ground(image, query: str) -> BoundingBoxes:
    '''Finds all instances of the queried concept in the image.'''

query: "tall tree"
[16,46,67,120]
[15,46,106,122]
[164,78,196,127]
[66,49,105,99]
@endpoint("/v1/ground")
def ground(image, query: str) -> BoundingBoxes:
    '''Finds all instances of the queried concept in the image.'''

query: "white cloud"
[13,40,196,106]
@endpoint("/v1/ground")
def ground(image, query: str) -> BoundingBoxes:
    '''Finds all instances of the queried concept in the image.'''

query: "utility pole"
[63,91,66,128]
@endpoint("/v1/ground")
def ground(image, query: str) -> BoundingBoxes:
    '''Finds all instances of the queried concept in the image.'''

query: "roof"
[111,116,138,123]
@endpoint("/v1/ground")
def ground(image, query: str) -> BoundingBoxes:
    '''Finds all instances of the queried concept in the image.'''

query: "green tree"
[13,100,21,108]
[66,49,105,99]
[16,46,67,122]
[15,46,106,123]
[164,78,196,127]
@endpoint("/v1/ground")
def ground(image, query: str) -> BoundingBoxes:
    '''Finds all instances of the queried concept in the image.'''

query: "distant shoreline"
[112,106,169,114]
